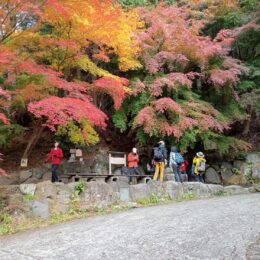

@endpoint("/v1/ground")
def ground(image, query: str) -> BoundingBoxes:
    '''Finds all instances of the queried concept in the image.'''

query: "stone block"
[67,182,78,191]
[32,167,49,180]
[56,186,71,204]
[165,174,174,181]
[182,182,201,197]
[118,176,129,184]
[162,181,183,200]
[220,162,233,180]
[233,160,244,170]
[254,184,260,192]
[246,153,260,181]
[36,181,56,199]
[198,183,211,198]
[224,185,250,195]
[95,177,106,183]
[164,167,173,174]
[20,170,33,183]
[29,200,49,219]
[246,153,260,164]
[80,182,115,210]
[0,174,19,185]
[19,183,36,195]
[248,184,260,193]
[206,184,224,195]
[147,180,164,198]
[252,165,260,181]
[119,187,130,202]
[129,184,151,201]
[205,167,221,184]
[223,174,247,186]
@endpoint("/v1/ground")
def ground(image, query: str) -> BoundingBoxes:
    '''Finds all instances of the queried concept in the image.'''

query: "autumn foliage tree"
[113,3,251,154]
[0,0,141,154]
[0,0,258,171]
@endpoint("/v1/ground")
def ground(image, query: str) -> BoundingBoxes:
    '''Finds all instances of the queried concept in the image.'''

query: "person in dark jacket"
[152,141,167,182]
[45,141,64,183]
[169,146,182,182]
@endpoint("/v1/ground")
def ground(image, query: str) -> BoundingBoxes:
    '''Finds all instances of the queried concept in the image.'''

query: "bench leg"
[106,176,119,183]
[138,177,152,184]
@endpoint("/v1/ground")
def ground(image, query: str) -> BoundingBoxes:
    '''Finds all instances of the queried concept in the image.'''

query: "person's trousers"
[172,164,182,182]
[195,174,204,183]
[129,167,141,183]
[153,162,165,182]
[51,164,59,183]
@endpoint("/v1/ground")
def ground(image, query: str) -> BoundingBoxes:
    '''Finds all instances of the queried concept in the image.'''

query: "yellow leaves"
[118,56,142,72]
[77,56,116,78]
[56,119,100,146]
[43,0,142,72]
[81,119,100,146]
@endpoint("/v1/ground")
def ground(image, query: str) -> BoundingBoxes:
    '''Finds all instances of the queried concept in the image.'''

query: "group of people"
[45,140,207,184]
[127,141,207,184]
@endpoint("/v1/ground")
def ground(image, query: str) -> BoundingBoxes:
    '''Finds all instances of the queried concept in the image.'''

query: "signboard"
[20,158,28,167]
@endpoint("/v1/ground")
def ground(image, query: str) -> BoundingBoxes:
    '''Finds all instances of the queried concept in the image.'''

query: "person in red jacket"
[45,141,64,183]
[127,147,141,184]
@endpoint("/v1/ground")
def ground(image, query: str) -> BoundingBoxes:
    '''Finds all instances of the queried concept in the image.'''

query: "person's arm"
[164,148,167,159]
[45,149,53,162]
[127,153,131,162]
[164,148,167,165]
[193,157,196,165]
[57,148,63,159]
[136,154,139,164]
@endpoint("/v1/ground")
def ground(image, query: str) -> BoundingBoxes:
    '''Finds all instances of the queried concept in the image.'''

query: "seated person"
[147,161,155,176]
[128,147,141,184]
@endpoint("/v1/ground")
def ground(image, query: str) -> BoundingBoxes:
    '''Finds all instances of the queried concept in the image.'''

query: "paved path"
[1,194,260,260]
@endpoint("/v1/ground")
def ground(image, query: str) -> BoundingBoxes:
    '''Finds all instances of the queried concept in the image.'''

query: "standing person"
[169,146,184,182]
[180,160,189,182]
[192,152,206,182]
[45,141,64,183]
[127,147,141,184]
[153,141,167,182]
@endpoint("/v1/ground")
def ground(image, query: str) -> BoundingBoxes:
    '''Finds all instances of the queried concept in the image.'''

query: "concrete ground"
[0,194,260,260]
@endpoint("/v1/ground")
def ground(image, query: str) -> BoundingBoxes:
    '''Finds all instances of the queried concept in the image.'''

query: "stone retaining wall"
[1,180,259,220]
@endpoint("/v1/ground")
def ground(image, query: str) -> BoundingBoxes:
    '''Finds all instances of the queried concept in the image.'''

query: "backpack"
[180,162,186,172]
[153,147,164,161]
[175,153,184,164]
[197,159,206,172]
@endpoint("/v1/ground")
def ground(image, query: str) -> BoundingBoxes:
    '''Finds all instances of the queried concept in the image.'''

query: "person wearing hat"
[45,141,64,183]
[192,152,206,182]
[127,147,141,184]
[152,140,167,182]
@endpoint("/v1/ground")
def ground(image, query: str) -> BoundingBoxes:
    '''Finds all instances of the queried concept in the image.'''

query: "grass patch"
[74,180,86,196]
[23,193,36,202]
[0,211,13,235]
[214,190,227,196]
[245,162,255,184]
[177,191,196,202]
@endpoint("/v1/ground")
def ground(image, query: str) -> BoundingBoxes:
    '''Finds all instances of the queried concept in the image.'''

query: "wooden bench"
[59,173,152,184]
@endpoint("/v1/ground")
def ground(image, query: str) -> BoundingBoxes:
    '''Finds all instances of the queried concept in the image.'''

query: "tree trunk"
[242,114,251,136]
[22,124,45,160]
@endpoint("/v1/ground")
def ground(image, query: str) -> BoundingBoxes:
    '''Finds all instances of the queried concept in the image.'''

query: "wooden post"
[109,153,112,175]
